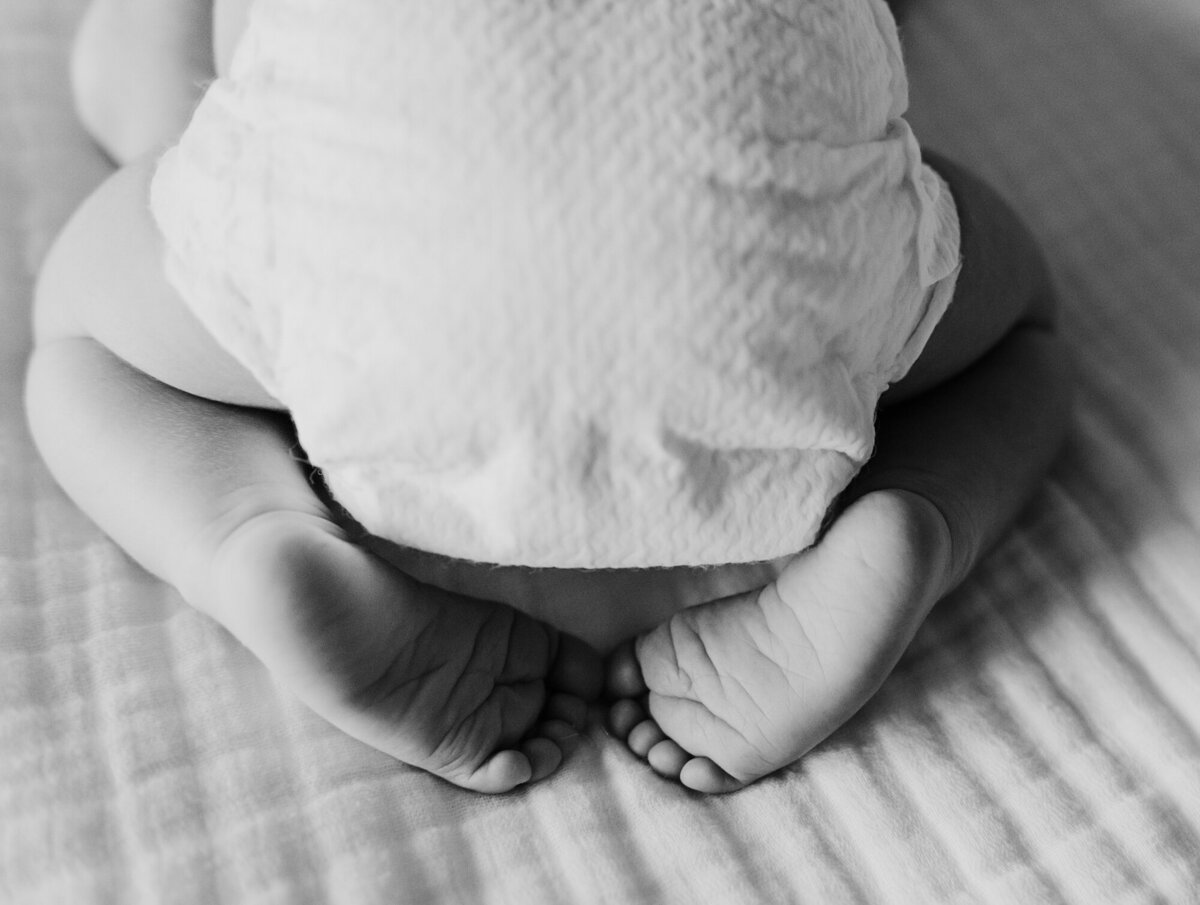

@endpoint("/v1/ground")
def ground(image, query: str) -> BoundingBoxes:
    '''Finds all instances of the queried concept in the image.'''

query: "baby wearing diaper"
[28,0,1069,793]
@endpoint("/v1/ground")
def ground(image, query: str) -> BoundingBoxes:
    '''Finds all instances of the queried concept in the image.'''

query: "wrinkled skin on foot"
[203,511,604,793]
[606,491,950,793]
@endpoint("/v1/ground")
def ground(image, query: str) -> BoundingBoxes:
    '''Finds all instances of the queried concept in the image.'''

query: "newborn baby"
[29,0,1069,793]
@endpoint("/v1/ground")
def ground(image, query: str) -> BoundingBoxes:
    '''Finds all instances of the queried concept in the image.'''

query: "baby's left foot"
[606,491,952,793]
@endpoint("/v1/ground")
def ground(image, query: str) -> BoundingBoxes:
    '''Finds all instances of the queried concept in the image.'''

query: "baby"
[27,0,1070,794]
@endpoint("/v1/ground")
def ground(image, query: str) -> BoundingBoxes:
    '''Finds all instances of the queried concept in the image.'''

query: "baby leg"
[606,158,1071,792]
[27,161,603,792]
[71,0,251,162]
[72,0,216,162]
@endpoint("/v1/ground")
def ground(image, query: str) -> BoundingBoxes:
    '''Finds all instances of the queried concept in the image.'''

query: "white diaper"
[152,0,961,568]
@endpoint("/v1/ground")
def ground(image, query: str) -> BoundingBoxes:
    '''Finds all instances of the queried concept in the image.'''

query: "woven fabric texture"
[152,0,959,568]
[3,0,1200,902]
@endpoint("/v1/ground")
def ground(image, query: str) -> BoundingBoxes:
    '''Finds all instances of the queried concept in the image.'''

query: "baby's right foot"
[195,510,604,793]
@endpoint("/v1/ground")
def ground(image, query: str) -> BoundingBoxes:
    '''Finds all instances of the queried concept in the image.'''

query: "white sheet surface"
[3,1,1200,902]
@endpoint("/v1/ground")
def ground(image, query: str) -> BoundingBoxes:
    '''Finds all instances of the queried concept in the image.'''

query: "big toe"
[459,750,534,794]
[679,758,745,795]
[607,698,647,739]
[605,641,647,698]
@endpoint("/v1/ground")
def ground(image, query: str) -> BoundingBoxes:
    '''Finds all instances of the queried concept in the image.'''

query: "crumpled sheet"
[2,0,1200,902]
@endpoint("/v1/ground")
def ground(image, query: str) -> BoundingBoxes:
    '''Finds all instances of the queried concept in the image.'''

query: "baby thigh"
[35,158,280,410]
[887,152,1056,402]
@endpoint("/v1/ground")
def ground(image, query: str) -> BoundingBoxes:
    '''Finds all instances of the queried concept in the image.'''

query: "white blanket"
[3,0,1200,902]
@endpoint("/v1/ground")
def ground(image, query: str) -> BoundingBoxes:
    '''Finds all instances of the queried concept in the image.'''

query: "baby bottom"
[40,0,1067,805]
[369,539,788,653]
[32,88,1066,800]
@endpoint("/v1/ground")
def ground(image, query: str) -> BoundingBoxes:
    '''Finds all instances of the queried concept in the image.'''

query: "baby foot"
[199,510,604,793]
[606,491,951,793]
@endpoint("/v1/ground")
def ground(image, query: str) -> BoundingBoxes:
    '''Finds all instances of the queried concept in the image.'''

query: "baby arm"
[26,160,602,792]
[607,154,1071,793]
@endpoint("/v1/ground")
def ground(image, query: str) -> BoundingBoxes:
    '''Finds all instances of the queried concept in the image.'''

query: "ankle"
[174,495,339,615]
[862,489,958,602]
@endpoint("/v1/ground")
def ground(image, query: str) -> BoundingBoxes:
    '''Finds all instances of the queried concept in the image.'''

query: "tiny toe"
[605,642,647,698]
[607,698,646,739]
[679,757,745,795]
[551,633,605,701]
[463,750,533,794]
[647,739,691,779]
[521,737,564,783]
[536,719,583,750]
[627,719,667,757]
[545,692,588,729]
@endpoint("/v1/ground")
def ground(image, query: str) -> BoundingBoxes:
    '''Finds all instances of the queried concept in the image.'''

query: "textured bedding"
[3,0,1200,902]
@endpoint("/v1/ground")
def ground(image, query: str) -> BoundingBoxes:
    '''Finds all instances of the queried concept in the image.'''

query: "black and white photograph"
[1,0,1198,902]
